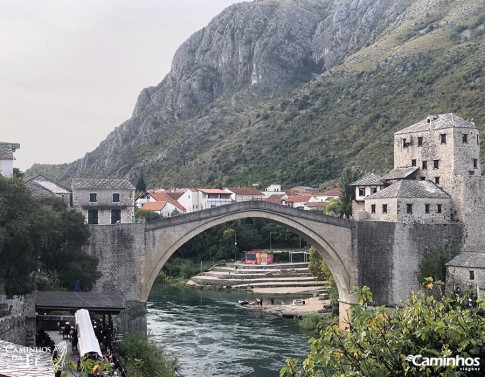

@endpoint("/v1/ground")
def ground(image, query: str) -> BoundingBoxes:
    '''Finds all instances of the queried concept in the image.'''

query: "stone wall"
[0,314,25,344]
[355,221,463,305]
[115,301,147,336]
[85,223,146,301]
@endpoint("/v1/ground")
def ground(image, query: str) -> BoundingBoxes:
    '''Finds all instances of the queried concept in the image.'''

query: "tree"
[308,247,339,313]
[281,280,485,377]
[338,167,359,218]
[135,208,161,221]
[0,176,99,296]
[136,175,147,193]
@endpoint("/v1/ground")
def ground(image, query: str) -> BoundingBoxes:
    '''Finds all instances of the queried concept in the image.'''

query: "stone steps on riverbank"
[188,262,327,293]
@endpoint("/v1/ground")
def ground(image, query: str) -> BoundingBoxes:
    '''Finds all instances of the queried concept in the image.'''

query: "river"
[147,285,313,377]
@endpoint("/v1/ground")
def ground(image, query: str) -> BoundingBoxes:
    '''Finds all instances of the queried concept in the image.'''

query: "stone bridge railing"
[145,201,352,230]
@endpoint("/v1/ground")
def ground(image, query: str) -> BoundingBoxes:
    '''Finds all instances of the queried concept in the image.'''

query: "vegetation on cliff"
[26,1,485,191]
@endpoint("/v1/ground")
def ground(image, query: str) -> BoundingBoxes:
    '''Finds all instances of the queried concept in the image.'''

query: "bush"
[117,334,178,377]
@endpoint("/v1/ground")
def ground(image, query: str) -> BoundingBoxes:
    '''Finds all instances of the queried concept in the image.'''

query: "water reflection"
[147,285,311,377]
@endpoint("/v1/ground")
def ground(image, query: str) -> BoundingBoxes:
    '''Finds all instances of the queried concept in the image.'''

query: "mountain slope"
[27,0,485,189]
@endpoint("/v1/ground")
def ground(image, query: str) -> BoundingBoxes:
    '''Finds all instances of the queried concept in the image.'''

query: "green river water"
[147,285,313,377]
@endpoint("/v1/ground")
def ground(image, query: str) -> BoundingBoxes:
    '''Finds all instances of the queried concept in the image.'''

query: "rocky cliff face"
[28,0,485,187]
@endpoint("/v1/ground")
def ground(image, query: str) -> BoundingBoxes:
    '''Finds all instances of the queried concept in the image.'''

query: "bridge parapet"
[145,201,353,230]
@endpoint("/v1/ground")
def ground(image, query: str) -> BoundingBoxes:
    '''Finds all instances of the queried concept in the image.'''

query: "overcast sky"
[0,0,240,171]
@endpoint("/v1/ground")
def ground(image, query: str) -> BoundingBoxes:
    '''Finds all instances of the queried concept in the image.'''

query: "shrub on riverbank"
[300,313,336,333]
[117,334,178,377]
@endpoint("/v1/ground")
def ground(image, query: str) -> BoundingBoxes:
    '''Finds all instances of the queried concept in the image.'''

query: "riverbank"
[242,295,330,319]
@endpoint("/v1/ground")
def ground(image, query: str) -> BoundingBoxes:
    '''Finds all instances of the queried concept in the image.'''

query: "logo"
[405,354,481,372]
[52,340,68,370]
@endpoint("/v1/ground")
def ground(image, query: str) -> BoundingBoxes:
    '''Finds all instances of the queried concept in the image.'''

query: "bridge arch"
[142,202,357,321]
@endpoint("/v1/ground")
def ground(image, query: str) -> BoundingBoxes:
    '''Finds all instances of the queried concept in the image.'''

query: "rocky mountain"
[27,0,485,189]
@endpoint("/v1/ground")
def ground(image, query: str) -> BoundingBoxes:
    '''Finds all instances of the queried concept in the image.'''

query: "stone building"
[71,178,135,225]
[26,175,71,205]
[446,252,485,297]
[351,113,485,294]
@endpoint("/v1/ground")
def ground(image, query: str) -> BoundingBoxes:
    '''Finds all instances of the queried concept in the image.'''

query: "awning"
[36,291,125,313]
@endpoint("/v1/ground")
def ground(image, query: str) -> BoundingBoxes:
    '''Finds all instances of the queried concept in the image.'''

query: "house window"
[469,271,475,280]
[417,137,423,147]
[371,187,377,194]
[425,204,430,214]
[402,138,408,148]
[113,193,120,202]
[411,159,416,167]
[420,177,426,181]
[111,209,121,224]
[437,204,442,213]
[433,160,440,169]
[89,193,97,202]
[87,209,98,225]
[435,177,440,184]
[382,204,388,214]
[358,187,365,196]
[463,133,468,143]
[473,159,478,169]
[371,204,376,214]
[440,134,447,144]
[469,171,475,176]
[406,204,413,214]
[422,161,428,170]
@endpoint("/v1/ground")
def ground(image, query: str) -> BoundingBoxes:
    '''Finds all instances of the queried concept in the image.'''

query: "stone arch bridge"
[86,201,463,328]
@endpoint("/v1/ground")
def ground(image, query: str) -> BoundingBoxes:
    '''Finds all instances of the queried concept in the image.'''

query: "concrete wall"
[355,221,463,305]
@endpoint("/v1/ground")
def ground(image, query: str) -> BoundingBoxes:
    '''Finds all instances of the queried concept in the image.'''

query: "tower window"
[422,161,428,170]
[474,159,478,169]
[402,138,408,148]
[437,204,442,213]
[382,204,388,214]
[371,204,376,214]
[440,134,447,144]
[463,134,468,143]
[406,204,413,214]
[435,177,440,184]
[417,137,423,147]
[411,159,416,167]
[469,271,475,280]
[433,160,440,169]
[425,204,430,214]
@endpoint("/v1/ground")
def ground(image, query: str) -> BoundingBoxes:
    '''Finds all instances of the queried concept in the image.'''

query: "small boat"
[238,300,249,306]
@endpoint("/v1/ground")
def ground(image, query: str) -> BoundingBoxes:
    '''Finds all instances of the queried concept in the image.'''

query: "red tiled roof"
[264,194,285,203]
[286,194,313,203]
[166,192,183,200]
[146,190,186,212]
[142,201,168,211]
[320,187,340,196]
[227,187,263,196]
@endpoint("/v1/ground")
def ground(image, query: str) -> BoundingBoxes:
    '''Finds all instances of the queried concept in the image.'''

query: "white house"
[0,142,20,177]
[224,187,264,202]
[178,188,233,212]
[141,201,180,217]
